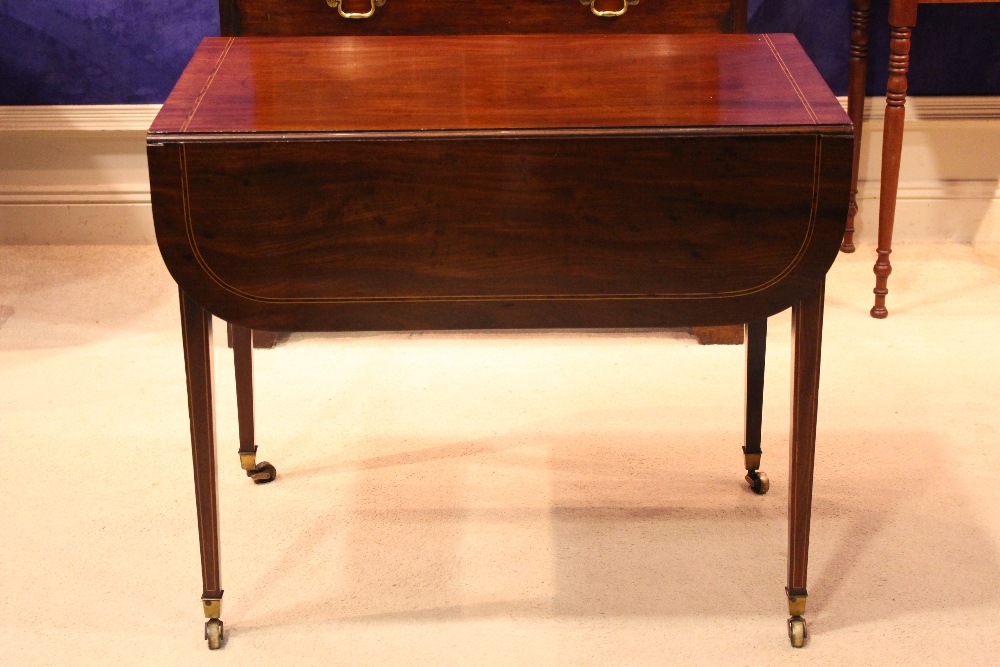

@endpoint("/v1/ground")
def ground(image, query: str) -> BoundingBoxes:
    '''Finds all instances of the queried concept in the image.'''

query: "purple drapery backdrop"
[1,0,998,105]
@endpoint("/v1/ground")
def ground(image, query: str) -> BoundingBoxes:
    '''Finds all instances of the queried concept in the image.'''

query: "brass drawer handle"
[326,0,385,19]
[580,0,638,17]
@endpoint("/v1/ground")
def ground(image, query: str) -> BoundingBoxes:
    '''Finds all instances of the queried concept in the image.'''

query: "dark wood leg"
[179,289,225,649]
[227,324,284,349]
[743,318,769,494]
[232,323,276,484]
[872,0,917,318]
[842,0,871,254]
[785,280,825,648]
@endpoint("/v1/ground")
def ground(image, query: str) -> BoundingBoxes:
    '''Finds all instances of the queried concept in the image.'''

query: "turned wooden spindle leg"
[872,0,917,318]
[786,281,825,648]
[179,290,225,649]
[743,319,769,494]
[232,323,276,484]
[842,0,872,253]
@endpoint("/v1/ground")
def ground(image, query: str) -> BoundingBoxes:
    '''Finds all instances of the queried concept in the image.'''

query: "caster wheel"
[205,618,224,650]
[788,617,807,648]
[745,470,770,495]
[248,461,276,484]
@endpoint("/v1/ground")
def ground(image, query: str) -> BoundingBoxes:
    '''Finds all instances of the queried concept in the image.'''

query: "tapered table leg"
[872,0,917,318]
[179,289,225,649]
[786,280,825,648]
[232,323,276,484]
[743,318,769,494]
[842,0,871,254]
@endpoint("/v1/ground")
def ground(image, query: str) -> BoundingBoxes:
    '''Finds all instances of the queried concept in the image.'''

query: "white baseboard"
[0,105,158,244]
[1,100,999,244]
[836,97,1000,244]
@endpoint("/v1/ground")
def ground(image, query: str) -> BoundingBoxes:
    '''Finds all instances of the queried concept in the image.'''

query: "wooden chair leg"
[842,0,872,254]
[232,323,276,484]
[786,280,825,648]
[743,318,769,494]
[179,289,225,649]
[872,0,917,318]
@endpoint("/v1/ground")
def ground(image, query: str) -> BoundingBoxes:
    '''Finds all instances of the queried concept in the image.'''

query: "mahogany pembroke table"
[147,32,852,650]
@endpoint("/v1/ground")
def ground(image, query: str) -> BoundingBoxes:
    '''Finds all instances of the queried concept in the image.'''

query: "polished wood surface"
[223,0,746,37]
[219,0,749,346]
[150,132,851,332]
[150,34,851,333]
[787,280,824,599]
[871,16,911,318]
[179,289,223,603]
[214,3,754,340]
[150,34,848,136]
[156,34,850,648]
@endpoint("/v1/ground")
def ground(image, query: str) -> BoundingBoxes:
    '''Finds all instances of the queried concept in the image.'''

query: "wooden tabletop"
[150,34,849,136]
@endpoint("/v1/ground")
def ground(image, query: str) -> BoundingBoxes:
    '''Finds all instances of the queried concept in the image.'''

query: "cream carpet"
[1,244,999,666]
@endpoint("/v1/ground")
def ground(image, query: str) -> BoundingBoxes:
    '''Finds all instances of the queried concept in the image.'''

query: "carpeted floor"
[1,243,999,666]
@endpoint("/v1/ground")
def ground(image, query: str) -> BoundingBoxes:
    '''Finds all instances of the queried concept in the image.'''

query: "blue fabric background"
[1,0,998,105]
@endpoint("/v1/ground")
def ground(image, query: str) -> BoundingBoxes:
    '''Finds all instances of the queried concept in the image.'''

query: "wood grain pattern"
[154,32,851,646]
[179,289,222,600]
[787,280,824,598]
[217,0,750,347]
[149,131,851,332]
[150,34,849,136]
[872,18,913,319]
[225,0,746,37]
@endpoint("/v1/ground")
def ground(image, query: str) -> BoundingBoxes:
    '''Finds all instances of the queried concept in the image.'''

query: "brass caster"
[788,616,807,648]
[247,461,276,484]
[745,470,769,495]
[205,618,224,650]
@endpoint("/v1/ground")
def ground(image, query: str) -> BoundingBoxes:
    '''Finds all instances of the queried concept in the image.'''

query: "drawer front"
[149,132,851,331]
[226,0,743,37]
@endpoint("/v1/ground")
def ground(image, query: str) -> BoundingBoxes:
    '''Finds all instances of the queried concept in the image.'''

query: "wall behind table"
[2,1,998,244]
[0,0,218,105]
[749,0,1000,96]
[1,0,999,104]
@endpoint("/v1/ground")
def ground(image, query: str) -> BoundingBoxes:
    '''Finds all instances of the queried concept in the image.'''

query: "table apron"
[149,132,851,330]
